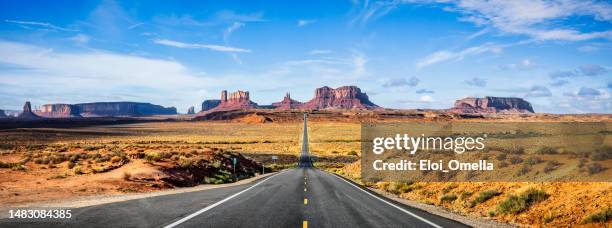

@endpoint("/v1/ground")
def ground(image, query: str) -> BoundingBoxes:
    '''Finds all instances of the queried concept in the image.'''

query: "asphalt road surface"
[0,114,469,228]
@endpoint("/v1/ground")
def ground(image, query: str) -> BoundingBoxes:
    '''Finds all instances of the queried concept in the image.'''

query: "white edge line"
[329,173,443,228]
[163,170,288,228]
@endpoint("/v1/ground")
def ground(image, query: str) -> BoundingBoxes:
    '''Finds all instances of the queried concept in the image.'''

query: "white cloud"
[70,34,90,44]
[450,0,612,41]
[0,40,218,109]
[297,19,317,27]
[500,58,537,70]
[308,49,332,55]
[153,39,251,53]
[352,0,612,41]
[127,22,145,30]
[416,43,503,68]
[5,19,78,32]
[223,22,245,42]
[419,95,435,103]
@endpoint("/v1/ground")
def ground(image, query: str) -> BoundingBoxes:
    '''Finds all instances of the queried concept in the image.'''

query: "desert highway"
[0,114,468,228]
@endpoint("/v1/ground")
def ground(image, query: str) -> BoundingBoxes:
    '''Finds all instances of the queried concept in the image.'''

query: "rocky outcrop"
[451,97,534,114]
[187,106,195,114]
[32,102,177,117]
[17,101,42,119]
[35,104,82,118]
[209,90,258,111]
[301,86,379,110]
[0,110,6,118]
[272,93,303,110]
[74,102,177,117]
[201,100,221,112]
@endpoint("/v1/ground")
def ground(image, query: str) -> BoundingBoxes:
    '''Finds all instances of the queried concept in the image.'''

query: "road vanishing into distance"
[1,114,468,228]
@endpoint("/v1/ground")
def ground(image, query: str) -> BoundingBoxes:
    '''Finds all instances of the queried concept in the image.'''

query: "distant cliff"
[451,97,534,114]
[35,104,82,118]
[35,102,176,117]
[201,100,221,112]
[75,102,177,117]
[301,86,380,110]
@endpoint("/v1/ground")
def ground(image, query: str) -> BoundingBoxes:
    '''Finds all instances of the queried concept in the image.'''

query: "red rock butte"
[451,96,534,114]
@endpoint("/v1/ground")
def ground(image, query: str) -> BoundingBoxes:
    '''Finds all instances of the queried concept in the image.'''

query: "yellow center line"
[303,220,308,228]
[304,198,308,205]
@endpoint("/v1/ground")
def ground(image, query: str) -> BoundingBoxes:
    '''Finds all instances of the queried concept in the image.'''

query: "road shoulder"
[329,172,514,228]
[0,171,280,219]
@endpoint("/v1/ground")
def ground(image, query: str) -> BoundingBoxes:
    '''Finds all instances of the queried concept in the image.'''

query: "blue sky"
[0,0,610,113]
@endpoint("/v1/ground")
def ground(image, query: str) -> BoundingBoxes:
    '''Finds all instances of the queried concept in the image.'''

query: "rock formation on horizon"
[0,109,6,118]
[451,96,534,114]
[201,100,221,112]
[301,86,380,110]
[272,92,303,110]
[35,104,82,118]
[34,102,177,117]
[208,90,258,111]
[17,101,42,119]
[187,106,195,114]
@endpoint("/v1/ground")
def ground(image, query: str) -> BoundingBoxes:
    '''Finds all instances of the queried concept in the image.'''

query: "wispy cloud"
[499,59,537,70]
[223,22,245,42]
[416,43,503,68]
[450,0,612,41]
[297,19,317,27]
[351,0,612,41]
[464,77,487,87]
[550,64,609,78]
[153,39,251,53]
[416,88,434,94]
[5,19,78,32]
[69,34,90,44]
[127,22,145,30]
[382,77,419,87]
[525,85,552,97]
[308,49,332,55]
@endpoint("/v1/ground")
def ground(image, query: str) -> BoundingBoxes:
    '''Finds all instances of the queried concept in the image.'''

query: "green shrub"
[582,208,612,224]
[516,164,530,176]
[67,161,76,169]
[509,156,523,164]
[110,156,122,163]
[442,183,458,194]
[178,156,194,168]
[440,194,458,203]
[587,163,605,175]
[470,190,501,207]
[347,151,358,156]
[144,152,161,162]
[386,182,415,194]
[460,191,473,200]
[497,188,548,214]
[495,153,507,161]
[543,160,560,173]
[536,146,558,154]
[524,156,543,165]
[73,166,83,175]
[591,146,612,161]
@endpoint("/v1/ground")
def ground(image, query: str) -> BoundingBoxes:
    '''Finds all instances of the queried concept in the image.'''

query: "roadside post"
[232,157,237,178]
